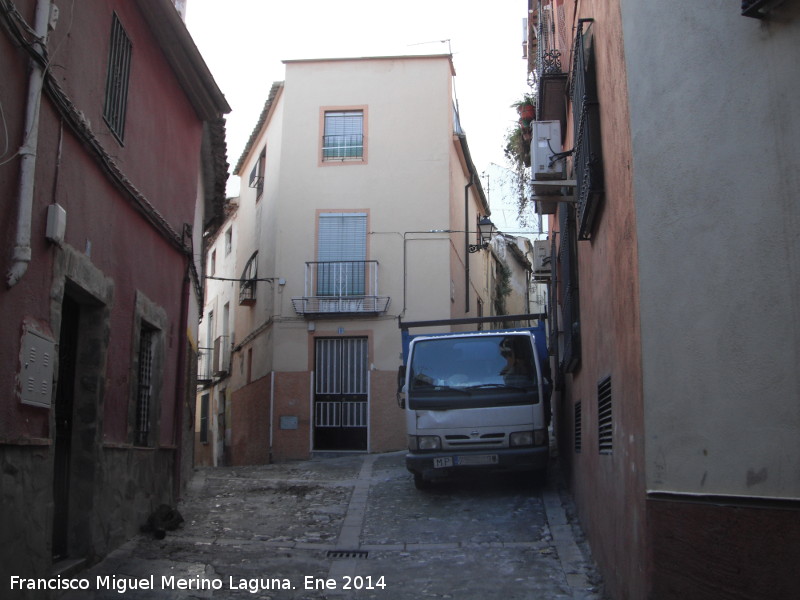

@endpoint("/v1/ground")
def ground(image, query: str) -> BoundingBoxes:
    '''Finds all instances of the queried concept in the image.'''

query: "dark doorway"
[52,294,80,561]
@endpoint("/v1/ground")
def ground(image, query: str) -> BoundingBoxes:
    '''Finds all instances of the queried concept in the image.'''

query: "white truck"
[398,319,551,489]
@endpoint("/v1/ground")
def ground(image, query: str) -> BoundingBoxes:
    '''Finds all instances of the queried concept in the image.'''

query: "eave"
[136,0,231,120]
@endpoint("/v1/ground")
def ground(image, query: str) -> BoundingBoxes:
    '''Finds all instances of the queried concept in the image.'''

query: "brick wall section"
[370,370,406,453]
[271,372,312,462]
[230,375,271,465]
[648,498,800,599]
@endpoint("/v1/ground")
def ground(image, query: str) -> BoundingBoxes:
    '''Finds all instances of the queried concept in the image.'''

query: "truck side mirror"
[396,365,406,409]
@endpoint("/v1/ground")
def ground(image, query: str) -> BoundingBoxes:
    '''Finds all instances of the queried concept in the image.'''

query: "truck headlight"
[510,431,534,447]
[409,435,441,451]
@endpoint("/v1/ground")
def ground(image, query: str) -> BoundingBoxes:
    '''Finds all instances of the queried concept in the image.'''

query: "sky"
[185,0,538,234]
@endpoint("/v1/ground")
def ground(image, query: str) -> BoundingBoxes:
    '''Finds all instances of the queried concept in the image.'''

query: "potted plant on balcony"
[512,93,537,123]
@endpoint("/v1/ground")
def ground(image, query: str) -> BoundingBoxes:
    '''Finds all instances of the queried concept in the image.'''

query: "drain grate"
[327,549,368,559]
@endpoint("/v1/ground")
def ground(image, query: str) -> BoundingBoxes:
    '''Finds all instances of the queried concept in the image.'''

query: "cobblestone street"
[58,452,604,599]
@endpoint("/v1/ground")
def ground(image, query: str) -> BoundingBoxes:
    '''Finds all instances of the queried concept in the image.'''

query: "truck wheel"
[413,473,431,490]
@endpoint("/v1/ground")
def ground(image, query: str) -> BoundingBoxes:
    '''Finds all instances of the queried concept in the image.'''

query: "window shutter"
[317,213,367,262]
[317,213,367,296]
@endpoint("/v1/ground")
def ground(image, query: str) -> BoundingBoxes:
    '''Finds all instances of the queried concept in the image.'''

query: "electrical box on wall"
[531,120,565,180]
[46,203,66,244]
[20,329,55,408]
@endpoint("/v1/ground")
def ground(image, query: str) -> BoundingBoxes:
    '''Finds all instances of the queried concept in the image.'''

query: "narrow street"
[58,452,603,599]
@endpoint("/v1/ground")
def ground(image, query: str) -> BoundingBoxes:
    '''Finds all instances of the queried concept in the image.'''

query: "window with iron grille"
[103,13,132,143]
[574,400,582,453]
[598,375,613,454]
[322,110,364,161]
[571,20,604,240]
[558,207,580,373]
[135,324,156,446]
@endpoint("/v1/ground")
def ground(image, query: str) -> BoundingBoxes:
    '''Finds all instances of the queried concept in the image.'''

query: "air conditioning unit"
[533,240,551,274]
[531,120,565,181]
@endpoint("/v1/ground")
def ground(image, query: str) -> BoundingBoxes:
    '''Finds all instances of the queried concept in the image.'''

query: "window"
[598,376,613,454]
[322,110,364,161]
[239,252,258,305]
[317,213,367,296]
[134,324,156,446]
[225,228,232,255]
[558,206,580,373]
[574,400,582,453]
[131,293,166,447]
[249,148,266,199]
[571,20,604,240]
[103,13,132,143]
[210,250,216,276]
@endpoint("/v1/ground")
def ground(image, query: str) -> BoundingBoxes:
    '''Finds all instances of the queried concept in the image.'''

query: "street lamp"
[468,216,496,253]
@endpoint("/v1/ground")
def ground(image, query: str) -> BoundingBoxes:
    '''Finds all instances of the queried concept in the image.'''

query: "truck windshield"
[408,335,538,401]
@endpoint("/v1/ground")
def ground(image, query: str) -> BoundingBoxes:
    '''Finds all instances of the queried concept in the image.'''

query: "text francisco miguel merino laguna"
[10,573,387,593]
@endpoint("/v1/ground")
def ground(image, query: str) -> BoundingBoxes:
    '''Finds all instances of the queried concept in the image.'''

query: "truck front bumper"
[405,446,549,480]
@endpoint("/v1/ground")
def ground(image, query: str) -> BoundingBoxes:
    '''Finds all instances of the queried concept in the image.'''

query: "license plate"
[433,457,453,468]
[455,454,498,466]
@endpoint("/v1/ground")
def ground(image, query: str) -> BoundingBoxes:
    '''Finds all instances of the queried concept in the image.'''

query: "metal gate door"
[314,337,368,451]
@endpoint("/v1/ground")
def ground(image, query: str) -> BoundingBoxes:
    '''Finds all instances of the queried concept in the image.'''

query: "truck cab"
[398,327,550,489]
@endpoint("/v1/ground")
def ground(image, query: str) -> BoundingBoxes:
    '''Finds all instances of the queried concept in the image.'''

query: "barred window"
[103,13,132,143]
[558,206,581,373]
[135,325,156,446]
[571,20,604,240]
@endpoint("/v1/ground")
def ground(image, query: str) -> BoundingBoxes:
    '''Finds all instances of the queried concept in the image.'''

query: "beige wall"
[227,55,491,458]
[623,1,800,500]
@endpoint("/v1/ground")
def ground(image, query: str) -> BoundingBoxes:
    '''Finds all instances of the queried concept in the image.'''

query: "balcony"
[197,347,213,383]
[531,1,568,130]
[292,260,390,317]
[213,335,231,376]
[196,336,231,384]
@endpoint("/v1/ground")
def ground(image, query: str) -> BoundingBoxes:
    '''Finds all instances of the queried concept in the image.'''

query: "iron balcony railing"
[529,1,565,89]
[197,347,213,382]
[292,260,390,316]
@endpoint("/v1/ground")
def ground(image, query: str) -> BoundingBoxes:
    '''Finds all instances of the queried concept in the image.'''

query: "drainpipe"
[172,263,191,502]
[464,173,475,314]
[7,0,53,287]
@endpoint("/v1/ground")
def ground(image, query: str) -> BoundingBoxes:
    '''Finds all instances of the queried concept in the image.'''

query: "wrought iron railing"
[292,260,390,316]
[197,347,213,382]
[531,1,564,86]
[322,134,364,160]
